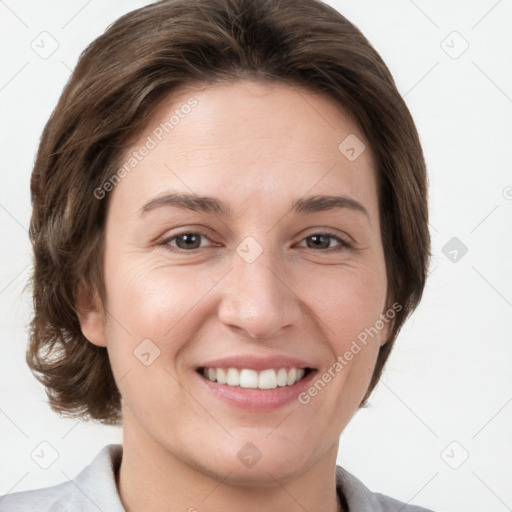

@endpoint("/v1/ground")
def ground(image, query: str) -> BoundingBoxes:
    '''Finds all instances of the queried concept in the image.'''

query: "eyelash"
[159,230,354,253]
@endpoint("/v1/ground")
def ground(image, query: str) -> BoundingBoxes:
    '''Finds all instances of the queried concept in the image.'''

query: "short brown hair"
[27,0,430,425]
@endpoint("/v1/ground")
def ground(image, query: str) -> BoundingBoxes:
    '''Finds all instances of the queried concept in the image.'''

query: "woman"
[1,0,433,510]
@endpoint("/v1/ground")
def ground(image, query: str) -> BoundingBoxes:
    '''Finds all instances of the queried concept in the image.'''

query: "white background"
[1,1,511,511]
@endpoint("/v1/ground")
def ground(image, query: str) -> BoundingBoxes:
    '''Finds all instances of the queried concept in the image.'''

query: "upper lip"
[199,355,315,372]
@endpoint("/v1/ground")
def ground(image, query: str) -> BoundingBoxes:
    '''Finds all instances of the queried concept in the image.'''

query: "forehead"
[110,79,378,221]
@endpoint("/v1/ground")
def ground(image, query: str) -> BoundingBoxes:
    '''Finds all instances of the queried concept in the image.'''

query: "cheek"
[296,264,386,411]
[104,251,387,345]
[104,253,193,333]
[102,253,228,373]
[302,263,387,350]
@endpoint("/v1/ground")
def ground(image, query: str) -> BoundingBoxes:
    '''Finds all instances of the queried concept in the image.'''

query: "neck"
[117,419,344,512]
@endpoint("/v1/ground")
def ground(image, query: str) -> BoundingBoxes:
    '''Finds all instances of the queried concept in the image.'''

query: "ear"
[378,303,397,347]
[75,279,107,347]
[379,321,393,347]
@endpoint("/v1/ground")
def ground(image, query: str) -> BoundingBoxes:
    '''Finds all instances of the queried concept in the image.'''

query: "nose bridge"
[217,236,302,338]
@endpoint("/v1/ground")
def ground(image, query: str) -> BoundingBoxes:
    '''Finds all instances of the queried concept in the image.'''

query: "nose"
[217,245,303,339]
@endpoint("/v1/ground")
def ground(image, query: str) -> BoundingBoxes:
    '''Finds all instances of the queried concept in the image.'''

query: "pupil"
[178,233,199,249]
[310,234,328,249]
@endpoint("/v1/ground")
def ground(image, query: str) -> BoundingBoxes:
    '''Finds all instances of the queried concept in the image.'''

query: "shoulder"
[336,466,438,512]
[0,444,124,512]
[0,481,74,512]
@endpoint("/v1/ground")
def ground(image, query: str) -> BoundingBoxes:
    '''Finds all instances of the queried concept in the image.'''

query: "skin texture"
[77,79,391,512]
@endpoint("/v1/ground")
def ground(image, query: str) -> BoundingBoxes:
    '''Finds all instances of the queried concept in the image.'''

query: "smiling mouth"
[197,367,314,390]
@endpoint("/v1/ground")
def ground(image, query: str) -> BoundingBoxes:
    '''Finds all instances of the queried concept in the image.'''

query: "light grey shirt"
[0,444,437,511]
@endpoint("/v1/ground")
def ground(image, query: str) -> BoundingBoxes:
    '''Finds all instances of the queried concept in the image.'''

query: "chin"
[199,431,319,487]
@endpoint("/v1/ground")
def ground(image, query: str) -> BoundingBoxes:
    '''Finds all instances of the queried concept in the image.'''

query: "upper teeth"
[202,367,306,389]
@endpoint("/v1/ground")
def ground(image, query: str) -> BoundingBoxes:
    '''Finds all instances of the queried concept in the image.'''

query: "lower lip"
[197,370,317,411]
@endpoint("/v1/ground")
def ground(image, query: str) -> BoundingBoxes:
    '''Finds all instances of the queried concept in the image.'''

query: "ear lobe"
[379,323,392,347]
[378,308,396,347]
[75,279,107,347]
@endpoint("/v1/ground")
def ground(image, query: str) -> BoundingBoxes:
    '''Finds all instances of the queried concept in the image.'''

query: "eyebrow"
[140,192,370,222]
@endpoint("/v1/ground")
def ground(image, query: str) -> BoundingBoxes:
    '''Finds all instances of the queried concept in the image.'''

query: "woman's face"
[81,79,390,484]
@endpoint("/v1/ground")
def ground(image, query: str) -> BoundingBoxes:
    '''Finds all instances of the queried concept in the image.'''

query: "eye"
[161,231,215,251]
[297,232,352,252]
[159,230,353,253]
